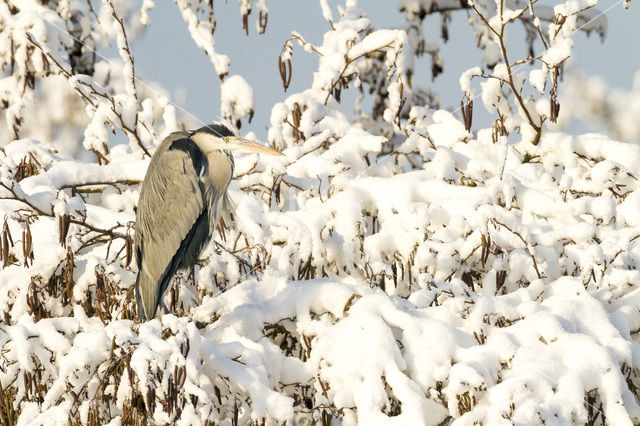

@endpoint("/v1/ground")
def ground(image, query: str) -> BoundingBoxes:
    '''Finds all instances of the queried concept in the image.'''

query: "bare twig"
[0,181,126,239]
[323,41,396,105]
[491,219,542,280]
[469,1,542,141]
[25,29,151,158]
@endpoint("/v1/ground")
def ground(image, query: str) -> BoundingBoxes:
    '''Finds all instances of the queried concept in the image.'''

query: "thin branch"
[528,0,549,49]
[26,31,151,158]
[469,2,541,137]
[60,179,141,190]
[492,219,542,280]
[323,41,396,105]
[0,182,126,239]
[289,33,324,56]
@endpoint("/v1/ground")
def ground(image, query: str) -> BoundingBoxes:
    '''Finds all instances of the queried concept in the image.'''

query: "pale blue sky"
[129,1,639,139]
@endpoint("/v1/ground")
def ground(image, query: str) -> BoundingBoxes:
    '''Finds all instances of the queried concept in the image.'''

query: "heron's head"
[190,123,284,156]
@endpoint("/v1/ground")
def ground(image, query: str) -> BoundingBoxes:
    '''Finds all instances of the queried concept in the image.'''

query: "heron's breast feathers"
[202,149,233,234]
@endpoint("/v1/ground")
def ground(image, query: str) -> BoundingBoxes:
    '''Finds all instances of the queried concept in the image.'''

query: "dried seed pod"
[22,217,34,267]
[333,83,341,103]
[63,245,75,303]
[96,265,106,289]
[431,53,443,80]
[1,216,14,268]
[242,11,249,35]
[496,270,507,294]
[167,376,175,415]
[180,339,190,357]
[550,94,560,123]
[170,284,179,313]
[461,95,474,132]
[27,277,46,321]
[24,371,32,399]
[549,65,560,123]
[109,336,116,360]
[440,12,451,43]
[176,365,186,388]
[274,175,282,205]
[146,386,156,414]
[258,10,268,34]
[125,224,133,268]
[394,80,405,125]
[292,103,301,128]
[278,55,292,92]
[9,35,14,75]
[58,214,70,247]
[481,234,490,267]
[292,103,304,143]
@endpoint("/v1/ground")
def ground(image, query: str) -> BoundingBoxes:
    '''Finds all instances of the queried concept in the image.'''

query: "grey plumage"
[134,123,283,320]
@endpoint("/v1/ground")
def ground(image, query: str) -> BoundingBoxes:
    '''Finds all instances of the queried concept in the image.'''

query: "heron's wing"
[134,133,211,319]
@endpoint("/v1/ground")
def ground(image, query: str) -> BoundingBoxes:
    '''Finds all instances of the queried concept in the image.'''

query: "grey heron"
[134,123,283,320]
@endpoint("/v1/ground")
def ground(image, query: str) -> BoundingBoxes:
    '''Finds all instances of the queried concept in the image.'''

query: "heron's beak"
[231,139,285,156]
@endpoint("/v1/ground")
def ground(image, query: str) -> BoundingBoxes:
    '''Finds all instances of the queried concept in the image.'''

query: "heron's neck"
[206,149,234,192]
[190,132,223,155]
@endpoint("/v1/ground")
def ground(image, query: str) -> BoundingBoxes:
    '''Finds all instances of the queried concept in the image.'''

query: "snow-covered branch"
[0,1,638,425]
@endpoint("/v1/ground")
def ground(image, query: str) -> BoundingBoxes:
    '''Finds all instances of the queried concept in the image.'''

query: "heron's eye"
[223,137,230,142]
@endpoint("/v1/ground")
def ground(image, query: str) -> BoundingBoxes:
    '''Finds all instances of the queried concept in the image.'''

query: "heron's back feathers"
[134,131,232,320]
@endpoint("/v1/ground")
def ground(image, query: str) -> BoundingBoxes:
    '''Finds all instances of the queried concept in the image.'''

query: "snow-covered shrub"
[0,1,638,425]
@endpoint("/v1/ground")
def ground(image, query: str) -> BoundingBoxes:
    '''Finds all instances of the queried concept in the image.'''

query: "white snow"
[220,75,255,125]
[0,0,638,425]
